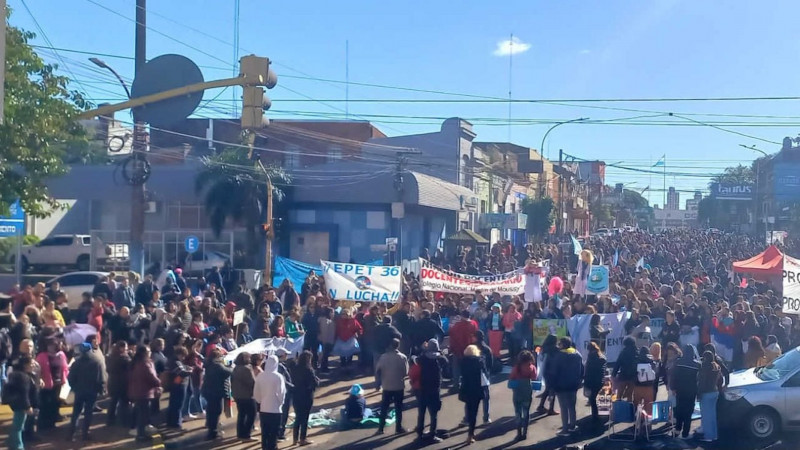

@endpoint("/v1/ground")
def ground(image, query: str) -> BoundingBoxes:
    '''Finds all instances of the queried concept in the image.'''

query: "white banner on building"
[783,254,800,315]
[567,312,631,363]
[418,258,525,295]
[322,260,402,302]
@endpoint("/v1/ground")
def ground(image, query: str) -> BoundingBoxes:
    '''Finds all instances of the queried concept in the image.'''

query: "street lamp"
[541,117,589,160]
[739,144,770,238]
[89,57,132,99]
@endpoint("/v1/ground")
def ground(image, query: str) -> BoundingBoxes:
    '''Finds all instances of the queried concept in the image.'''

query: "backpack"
[637,362,656,383]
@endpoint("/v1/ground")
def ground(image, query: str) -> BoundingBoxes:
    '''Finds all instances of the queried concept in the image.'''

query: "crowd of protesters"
[0,228,798,448]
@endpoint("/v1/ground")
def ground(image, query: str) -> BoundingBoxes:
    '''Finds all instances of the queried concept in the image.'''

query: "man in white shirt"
[253,355,286,450]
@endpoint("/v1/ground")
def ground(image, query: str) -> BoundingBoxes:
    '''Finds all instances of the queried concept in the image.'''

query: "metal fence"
[89,229,235,275]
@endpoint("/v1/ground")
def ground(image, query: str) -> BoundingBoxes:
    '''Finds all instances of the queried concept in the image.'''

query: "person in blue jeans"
[67,343,104,441]
[4,356,37,450]
[697,350,722,443]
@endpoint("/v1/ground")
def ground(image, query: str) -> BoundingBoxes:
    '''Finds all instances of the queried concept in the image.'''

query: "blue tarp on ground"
[272,257,384,289]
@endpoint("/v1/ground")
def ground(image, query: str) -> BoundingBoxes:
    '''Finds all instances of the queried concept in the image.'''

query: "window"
[56,274,100,287]
[82,237,91,245]
[286,145,300,168]
[328,145,342,162]
[39,237,73,247]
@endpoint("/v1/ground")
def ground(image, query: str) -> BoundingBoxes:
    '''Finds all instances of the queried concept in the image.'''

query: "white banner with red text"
[418,258,525,295]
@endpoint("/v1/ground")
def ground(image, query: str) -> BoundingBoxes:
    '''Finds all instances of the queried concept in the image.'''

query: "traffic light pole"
[249,130,274,286]
[130,0,147,276]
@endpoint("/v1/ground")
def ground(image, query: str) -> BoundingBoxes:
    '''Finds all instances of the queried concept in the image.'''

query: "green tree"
[713,164,754,184]
[0,15,90,217]
[195,148,290,267]
[521,197,555,239]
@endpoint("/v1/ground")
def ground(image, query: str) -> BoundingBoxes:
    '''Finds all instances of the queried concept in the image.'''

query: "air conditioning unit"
[144,201,158,213]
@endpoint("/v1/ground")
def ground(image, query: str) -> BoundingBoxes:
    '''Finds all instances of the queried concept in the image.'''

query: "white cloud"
[493,37,531,56]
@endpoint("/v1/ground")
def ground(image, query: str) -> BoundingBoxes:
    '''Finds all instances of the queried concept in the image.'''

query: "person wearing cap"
[344,384,367,424]
[415,338,446,443]
[275,347,295,441]
[67,342,104,441]
[174,268,187,294]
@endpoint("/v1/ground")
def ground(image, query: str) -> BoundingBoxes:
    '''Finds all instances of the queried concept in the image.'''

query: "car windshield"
[755,347,800,381]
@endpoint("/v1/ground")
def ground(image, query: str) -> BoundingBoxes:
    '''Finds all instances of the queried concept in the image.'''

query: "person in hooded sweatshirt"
[612,336,638,401]
[253,355,287,450]
[670,344,700,439]
[552,337,584,435]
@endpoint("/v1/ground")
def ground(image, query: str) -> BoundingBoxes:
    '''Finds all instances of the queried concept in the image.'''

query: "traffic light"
[239,55,277,130]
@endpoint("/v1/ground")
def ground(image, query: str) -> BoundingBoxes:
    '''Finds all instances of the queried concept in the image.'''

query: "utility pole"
[558,149,564,236]
[250,133,274,286]
[130,0,147,276]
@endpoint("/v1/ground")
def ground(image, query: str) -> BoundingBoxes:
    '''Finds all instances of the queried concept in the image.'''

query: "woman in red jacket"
[335,308,363,368]
[128,345,162,443]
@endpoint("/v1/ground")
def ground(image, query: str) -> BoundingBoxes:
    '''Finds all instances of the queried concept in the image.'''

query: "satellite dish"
[130,54,204,128]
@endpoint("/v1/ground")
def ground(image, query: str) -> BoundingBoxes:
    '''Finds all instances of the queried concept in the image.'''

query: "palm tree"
[195,148,290,267]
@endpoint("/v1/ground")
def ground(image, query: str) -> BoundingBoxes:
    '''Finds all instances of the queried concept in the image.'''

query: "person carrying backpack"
[633,346,657,411]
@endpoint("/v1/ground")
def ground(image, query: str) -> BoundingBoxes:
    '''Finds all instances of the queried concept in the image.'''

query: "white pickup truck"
[20,234,128,273]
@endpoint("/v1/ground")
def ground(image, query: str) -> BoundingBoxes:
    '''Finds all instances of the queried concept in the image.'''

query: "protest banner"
[649,318,664,341]
[322,260,402,302]
[586,265,610,296]
[568,312,631,363]
[232,309,245,327]
[532,319,568,346]
[224,336,305,365]
[783,254,800,315]
[418,258,525,295]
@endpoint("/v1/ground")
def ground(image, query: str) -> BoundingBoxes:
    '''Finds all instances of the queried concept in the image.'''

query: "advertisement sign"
[568,312,631,363]
[710,183,753,201]
[418,258,525,295]
[0,200,24,237]
[479,213,528,230]
[783,254,800,315]
[532,319,568,346]
[775,164,800,201]
[322,260,402,302]
[586,266,610,295]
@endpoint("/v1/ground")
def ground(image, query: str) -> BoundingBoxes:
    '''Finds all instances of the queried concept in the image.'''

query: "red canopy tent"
[732,245,784,281]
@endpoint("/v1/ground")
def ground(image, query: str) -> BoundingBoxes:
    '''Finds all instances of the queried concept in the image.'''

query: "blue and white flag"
[613,249,619,267]
[636,256,645,271]
[652,155,665,167]
[570,234,582,255]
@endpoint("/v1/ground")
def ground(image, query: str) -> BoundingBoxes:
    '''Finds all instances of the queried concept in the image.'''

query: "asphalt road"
[1,361,794,450]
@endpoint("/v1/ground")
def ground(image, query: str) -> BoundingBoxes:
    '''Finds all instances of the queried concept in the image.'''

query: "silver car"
[720,347,800,440]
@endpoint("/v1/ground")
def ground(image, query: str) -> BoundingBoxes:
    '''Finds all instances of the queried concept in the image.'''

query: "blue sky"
[11,0,800,206]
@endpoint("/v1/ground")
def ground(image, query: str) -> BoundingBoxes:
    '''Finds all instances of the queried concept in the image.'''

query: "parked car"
[591,228,611,238]
[21,234,128,273]
[719,346,800,440]
[183,250,231,275]
[47,271,110,309]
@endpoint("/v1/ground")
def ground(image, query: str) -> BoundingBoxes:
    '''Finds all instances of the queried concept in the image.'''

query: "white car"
[21,234,128,273]
[591,228,611,238]
[47,271,109,309]
[183,250,230,275]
